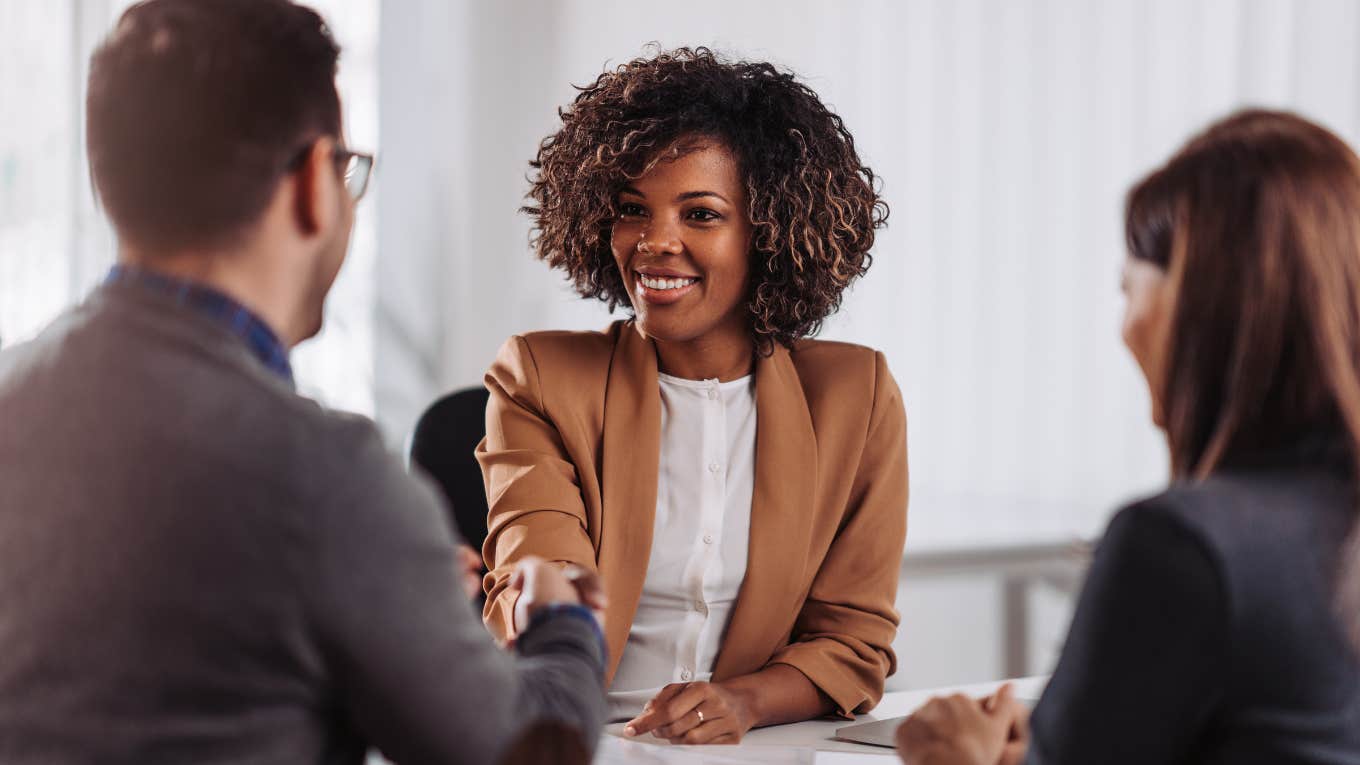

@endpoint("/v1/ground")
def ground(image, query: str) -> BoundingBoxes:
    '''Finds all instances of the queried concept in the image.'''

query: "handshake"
[456,545,607,636]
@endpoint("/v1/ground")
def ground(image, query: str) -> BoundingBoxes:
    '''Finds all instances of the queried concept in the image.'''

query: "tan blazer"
[477,320,908,715]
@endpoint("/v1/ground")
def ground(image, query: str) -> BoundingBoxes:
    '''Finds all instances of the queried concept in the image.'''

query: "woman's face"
[1121,256,1173,427]
[611,139,753,348]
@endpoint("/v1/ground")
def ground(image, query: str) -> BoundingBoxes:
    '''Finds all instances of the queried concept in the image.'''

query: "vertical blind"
[6,0,1360,547]
[378,0,1360,547]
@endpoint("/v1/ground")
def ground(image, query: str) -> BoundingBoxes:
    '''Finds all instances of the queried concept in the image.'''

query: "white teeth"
[639,275,698,291]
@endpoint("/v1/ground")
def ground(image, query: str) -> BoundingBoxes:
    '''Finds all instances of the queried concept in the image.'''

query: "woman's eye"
[687,208,721,222]
[617,203,647,218]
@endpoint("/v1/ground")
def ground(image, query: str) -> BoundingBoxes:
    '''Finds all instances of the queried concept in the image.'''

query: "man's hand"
[510,557,606,634]
[560,563,607,623]
[623,681,755,745]
[895,683,1030,765]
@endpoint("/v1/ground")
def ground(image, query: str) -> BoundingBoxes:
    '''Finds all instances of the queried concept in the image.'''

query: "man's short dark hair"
[87,0,341,251]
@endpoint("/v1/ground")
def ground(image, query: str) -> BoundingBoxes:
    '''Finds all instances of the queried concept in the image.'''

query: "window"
[0,0,379,416]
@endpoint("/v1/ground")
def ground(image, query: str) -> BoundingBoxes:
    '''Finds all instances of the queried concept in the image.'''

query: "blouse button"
[708,462,721,474]
[694,601,707,613]
[707,388,719,400]
[702,533,714,545]
[681,669,693,681]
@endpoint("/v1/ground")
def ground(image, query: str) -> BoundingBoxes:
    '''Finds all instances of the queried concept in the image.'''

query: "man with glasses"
[0,1,605,763]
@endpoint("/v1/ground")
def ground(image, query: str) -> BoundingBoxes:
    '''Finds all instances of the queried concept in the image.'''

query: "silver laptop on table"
[835,695,1039,748]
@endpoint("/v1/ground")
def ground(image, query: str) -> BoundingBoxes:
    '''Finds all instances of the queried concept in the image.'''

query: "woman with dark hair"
[896,109,1360,764]
[476,47,905,744]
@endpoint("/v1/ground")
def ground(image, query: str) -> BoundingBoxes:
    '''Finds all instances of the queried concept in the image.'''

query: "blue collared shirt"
[105,265,294,385]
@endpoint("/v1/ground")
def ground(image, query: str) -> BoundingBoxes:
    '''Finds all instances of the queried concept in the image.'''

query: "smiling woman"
[611,140,754,381]
[472,47,907,745]
[523,46,887,356]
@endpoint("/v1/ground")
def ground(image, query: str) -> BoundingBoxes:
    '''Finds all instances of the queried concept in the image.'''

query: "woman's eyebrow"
[676,190,729,203]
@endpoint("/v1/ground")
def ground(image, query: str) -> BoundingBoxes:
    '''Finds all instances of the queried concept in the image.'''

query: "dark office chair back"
[410,386,492,598]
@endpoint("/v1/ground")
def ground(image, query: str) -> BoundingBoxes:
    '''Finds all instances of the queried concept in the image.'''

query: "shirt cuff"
[522,603,609,665]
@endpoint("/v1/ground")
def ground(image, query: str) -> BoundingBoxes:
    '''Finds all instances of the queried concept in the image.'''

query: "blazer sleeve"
[304,418,607,763]
[477,335,598,640]
[769,351,908,716]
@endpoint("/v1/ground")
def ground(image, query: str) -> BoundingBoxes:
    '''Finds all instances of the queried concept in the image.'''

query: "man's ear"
[291,137,338,237]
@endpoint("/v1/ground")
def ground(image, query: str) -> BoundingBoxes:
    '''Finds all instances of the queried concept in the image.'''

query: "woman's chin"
[634,318,701,345]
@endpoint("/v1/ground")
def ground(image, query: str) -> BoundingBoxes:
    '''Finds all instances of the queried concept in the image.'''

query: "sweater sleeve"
[301,418,606,764]
[1024,499,1227,765]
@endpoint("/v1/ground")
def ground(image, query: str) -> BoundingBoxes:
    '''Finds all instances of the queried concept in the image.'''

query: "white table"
[600,675,1048,764]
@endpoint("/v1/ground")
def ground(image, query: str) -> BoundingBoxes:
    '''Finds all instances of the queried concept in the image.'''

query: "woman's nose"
[639,223,683,256]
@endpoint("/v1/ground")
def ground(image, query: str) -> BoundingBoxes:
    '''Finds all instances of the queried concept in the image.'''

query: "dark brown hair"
[524,46,888,353]
[86,0,341,251]
[1126,108,1360,640]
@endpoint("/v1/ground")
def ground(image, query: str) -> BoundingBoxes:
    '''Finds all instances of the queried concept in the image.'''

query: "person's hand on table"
[895,683,1030,765]
[510,556,607,635]
[623,681,755,745]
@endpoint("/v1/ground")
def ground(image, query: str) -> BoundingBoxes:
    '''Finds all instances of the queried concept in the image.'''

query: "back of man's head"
[87,0,341,253]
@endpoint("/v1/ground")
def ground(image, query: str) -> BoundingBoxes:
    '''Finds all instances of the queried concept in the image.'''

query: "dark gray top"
[0,282,606,764]
[1028,442,1360,764]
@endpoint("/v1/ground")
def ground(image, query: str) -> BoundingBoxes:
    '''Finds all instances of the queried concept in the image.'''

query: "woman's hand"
[623,664,833,745]
[623,681,756,745]
[455,544,484,600]
[895,683,1029,765]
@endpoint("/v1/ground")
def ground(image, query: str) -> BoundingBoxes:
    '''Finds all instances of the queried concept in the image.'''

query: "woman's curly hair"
[524,46,888,352]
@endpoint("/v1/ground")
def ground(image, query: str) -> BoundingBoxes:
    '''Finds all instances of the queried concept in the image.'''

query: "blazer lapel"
[712,345,818,680]
[597,322,662,682]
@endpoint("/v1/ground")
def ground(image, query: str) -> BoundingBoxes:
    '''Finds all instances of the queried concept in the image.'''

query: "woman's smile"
[635,268,703,304]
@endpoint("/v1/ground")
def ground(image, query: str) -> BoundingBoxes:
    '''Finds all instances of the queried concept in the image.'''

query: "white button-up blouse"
[606,372,756,720]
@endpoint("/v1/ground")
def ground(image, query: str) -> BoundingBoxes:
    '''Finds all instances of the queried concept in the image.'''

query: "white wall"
[378,0,1360,686]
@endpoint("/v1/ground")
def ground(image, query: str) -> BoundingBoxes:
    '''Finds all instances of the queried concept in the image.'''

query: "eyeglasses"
[286,141,376,202]
[335,148,375,202]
